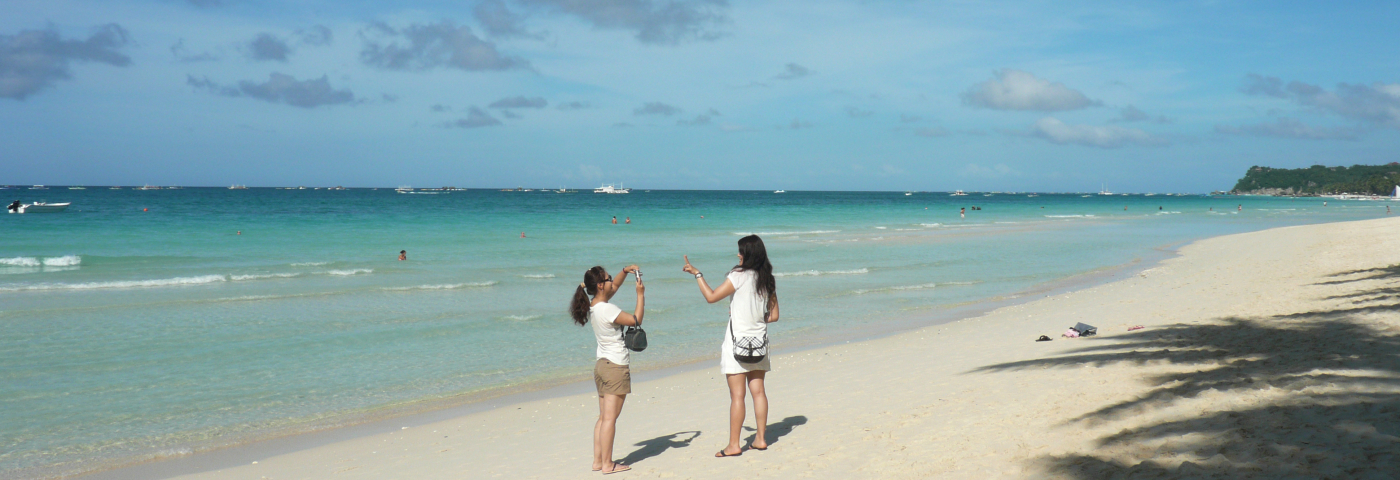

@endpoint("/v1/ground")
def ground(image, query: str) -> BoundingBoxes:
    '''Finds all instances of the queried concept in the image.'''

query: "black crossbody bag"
[728,315,768,363]
[623,321,647,352]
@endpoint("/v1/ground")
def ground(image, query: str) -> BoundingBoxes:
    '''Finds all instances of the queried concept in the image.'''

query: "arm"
[611,264,638,291]
[766,294,780,323]
[681,255,734,303]
[612,272,646,326]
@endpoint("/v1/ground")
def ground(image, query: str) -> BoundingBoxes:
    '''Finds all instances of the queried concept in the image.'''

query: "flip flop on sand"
[601,464,631,474]
[715,449,743,458]
[1036,335,1052,342]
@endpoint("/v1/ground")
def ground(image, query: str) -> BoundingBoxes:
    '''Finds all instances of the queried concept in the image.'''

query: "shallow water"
[0,188,1388,476]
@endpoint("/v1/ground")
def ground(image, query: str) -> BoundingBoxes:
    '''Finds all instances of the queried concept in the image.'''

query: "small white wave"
[504,314,542,321]
[874,226,887,230]
[918,223,941,227]
[732,230,839,236]
[0,257,40,267]
[42,255,82,266]
[230,273,301,281]
[1154,211,1182,215]
[290,261,330,267]
[1044,215,1095,218]
[852,282,940,295]
[521,273,555,279]
[324,269,372,276]
[383,281,498,291]
[775,268,869,277]
[0,274,228,292]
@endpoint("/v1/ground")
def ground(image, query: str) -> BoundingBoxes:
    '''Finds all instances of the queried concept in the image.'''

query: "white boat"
[109,186,122,190]
[1098,184,1113,195]
[68,186,86,190]
[138,185,161,190]
[594,184,631,194]
[1027,194,1038,197]
[30,185,47,190]
[950,190,967,196]
[229,185,248,190]
[8,201,70,213]
[776,190,787,194]
[903,192,912,196]
[396,186,413,193]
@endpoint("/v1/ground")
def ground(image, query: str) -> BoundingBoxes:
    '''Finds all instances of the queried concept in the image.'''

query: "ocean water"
[0,188,1390,477]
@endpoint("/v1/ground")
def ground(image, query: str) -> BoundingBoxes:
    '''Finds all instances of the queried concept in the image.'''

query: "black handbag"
[728,317,768,364]
[623,324,647,352]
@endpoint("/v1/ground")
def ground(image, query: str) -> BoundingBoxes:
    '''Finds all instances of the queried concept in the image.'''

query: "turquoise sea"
[0,187,1391,478]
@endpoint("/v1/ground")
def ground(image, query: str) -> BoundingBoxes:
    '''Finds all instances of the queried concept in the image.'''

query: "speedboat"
[138,185,161,190]
[950,190,967,196]
[594,184,631,194]
[30,185,47,190]
[8,201,70,213]
[776,190,787,194]
[229,185,248,190]
[396,186,414,193]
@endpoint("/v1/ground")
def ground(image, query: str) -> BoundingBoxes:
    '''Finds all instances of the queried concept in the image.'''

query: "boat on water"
[138,185,161,190]
[594,184,631,194]
[229,185,248,190]
[950,190,967,196]
[8,201,71,213]
[30,185,47,190]
[396,186,413,193]
[903,192,912,196]
[68,186,86,190]
[1098,184,1113,195]
[109,186,122,190]
[776,190,787,194]
[1027,194,1039,197]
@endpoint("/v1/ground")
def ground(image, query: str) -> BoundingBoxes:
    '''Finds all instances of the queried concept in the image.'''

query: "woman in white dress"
[570,264,644,475]
[682,235,779,457]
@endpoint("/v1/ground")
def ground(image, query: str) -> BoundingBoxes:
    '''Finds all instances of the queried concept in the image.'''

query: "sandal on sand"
[715,449,743,458]
[1036,335,1052,342]
[602,464,631,475]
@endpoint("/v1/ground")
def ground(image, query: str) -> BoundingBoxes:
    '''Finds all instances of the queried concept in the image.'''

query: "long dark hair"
[569,266,606,326]
[734,235,776,306]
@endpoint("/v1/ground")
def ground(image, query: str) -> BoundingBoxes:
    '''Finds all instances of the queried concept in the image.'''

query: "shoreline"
[77,235,1187,480]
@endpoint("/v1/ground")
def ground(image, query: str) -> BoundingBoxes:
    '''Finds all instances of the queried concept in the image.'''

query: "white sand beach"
[140,216,1400,479]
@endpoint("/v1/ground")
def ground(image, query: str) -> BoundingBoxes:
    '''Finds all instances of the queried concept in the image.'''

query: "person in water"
[570,265,644,474]
[612,216,618,224]
[682,235,779,457]
[398,250,406,261]
[625,217,631,224]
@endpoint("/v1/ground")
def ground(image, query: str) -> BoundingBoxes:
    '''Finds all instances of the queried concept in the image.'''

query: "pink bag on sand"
[1062,328,1080,338]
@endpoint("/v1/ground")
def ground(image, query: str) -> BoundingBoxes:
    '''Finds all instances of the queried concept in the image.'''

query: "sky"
[2,0,1398,192]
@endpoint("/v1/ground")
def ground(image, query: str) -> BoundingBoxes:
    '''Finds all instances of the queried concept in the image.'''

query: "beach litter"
[1127,325,1145,331]
[1063,322,1097,338]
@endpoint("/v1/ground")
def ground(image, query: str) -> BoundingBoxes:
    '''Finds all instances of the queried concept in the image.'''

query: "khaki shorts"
[594,358,631,396]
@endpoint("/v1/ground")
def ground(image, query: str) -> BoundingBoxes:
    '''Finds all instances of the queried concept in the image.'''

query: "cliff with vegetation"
[1231,164,1400,196]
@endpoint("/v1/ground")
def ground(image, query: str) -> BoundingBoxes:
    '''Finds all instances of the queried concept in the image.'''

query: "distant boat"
[68,186,86,190]
[1081,195,1092,198]
[950,190,967,196]
[594,184,631,194]
[1098,183,1113,195]
[30,185,47,190]
[775,190,787,194]
[8,201,70,213]
[229,185,248,190]
[396,186,414,193]
[903,192,912,196]
[1027,194,1038,197]
[1394,185,1399,198]
[109,186,122,190]
[138,185,161,190]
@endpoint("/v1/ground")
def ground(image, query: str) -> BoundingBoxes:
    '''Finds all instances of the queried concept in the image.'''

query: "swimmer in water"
[399,250,406,261]
[960,207,965,219]
[625,217,631,224]
[612,216,618,224]
[237,231,242,235]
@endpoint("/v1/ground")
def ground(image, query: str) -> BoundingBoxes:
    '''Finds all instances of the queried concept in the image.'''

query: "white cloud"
[1243,74,1400,129]
[1031,117,1162,148]
[961,69,1100,112]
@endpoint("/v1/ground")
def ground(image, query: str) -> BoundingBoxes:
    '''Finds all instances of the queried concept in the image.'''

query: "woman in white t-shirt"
[681,235,780,458]
[569,264,644,475]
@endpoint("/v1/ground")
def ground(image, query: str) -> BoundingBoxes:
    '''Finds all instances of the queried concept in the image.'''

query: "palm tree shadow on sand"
[971,266,1400,478]
[744,415,808,447]
[617,431,700,466]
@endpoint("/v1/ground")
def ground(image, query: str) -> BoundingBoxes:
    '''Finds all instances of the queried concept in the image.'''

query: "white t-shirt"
[727,270,768,339]
[590,302,629,365]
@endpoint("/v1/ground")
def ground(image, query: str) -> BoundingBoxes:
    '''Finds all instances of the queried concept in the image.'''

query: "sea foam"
[732,230,839,236]
[324,269,373,276]
[0,274,228,292]
[1,255,81,267]
[775,268,869,277]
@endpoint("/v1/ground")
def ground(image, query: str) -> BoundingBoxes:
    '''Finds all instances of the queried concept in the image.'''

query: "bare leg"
[597,394,627,471]
[747,371,769,449]
[720,373,747,455]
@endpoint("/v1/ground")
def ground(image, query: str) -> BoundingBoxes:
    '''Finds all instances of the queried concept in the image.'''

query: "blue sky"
[2,0,1398,191]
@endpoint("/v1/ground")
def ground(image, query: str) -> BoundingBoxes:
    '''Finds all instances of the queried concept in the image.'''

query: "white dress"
[720,270,771,374]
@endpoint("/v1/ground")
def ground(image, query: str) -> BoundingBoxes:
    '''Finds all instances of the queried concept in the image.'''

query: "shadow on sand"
[743,415,808,448]
[617,431,700,466]
[973,266,1400,478]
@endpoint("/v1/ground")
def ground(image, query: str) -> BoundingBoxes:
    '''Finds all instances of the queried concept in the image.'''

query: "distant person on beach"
[681,235,779,457]
[398,250,406,261]
[960,207,965,219]
[570,265,644,475]
[612,216,618,224]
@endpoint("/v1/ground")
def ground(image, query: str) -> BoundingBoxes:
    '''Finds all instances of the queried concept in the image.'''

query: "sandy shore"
[107,216,1400,479]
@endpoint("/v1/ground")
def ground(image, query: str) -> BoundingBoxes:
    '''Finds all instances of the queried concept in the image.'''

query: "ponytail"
[569,266,606,326]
